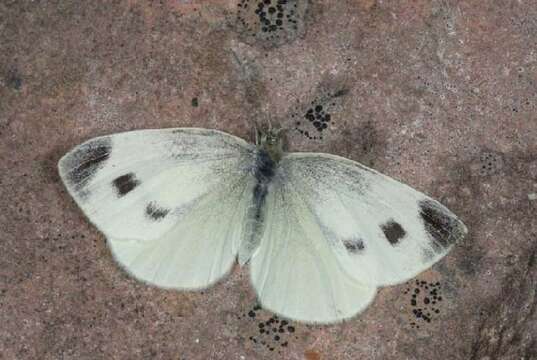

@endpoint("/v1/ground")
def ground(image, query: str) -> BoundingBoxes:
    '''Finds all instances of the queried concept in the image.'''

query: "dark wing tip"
[59,137,112,194]
[418,199,467,252]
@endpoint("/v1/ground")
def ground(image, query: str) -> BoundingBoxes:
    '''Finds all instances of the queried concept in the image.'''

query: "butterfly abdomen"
[238,150,277,265]
[242,183,268,253]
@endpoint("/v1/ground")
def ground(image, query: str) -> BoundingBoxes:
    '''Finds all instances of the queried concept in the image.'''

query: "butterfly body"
[59,127,466,323]
[240,128,285,264]
[240,148,275,265]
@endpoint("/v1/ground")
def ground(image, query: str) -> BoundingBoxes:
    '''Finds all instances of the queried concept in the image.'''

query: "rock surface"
[1,0,536,359]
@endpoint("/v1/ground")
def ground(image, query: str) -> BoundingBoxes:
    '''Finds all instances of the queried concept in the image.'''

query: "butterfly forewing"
[259,153,467,288]
[59,128,257,288]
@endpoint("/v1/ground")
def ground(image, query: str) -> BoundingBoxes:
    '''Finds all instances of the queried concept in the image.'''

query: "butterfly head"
[257,127,285,162]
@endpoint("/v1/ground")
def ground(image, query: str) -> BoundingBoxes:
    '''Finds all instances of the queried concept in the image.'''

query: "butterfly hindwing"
[249,181,378,323]
[107,176,256,288]
[59,128,257,288]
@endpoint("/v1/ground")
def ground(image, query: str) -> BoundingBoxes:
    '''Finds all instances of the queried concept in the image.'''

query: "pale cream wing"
[59,128,257,288]
[270,153,468,287]
[249,180,377,323]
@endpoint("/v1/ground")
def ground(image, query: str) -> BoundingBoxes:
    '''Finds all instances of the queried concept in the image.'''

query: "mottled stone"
[0,0,535,359]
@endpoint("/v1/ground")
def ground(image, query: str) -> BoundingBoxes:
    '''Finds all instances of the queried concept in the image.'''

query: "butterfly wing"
[249,152,466,323]
[59,128,257,289]
[249,180,377,324]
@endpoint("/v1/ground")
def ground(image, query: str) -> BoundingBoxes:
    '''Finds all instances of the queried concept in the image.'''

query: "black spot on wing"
[419,199,466,251]
[112,173,140,197]
[62,137,112,193]
[381,220,406,245]
[343,238,365,254]
[145,202,170,221]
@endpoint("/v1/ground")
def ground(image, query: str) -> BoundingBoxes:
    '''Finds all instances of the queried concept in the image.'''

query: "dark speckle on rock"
[4,68,23,90]
[476,151,504,177]
[235,0,309,48]
[244,304,298,355]
[404,280,445,328]
[291,82,349,141]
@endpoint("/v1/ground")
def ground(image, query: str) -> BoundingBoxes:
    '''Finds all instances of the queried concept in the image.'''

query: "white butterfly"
[58,127,467,323]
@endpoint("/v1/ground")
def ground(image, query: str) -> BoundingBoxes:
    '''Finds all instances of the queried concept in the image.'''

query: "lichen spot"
[381,220,406,245]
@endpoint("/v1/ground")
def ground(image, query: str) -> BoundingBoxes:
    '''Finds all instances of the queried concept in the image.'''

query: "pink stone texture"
[1,0,536,359]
